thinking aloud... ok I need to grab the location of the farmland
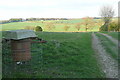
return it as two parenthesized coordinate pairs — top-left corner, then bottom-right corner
(1, 0), (119, 78)
(1, 19), (101, 32)
(1, 18), (119, 78)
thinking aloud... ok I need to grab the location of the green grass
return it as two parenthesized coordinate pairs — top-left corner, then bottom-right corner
(95, 33), (118, 60)
(101, 32), (119, 41)
(2, 32), (105, 78)
(1, 22), (44, 31)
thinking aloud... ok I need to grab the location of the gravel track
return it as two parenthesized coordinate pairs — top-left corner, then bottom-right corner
(92, 32), (118, 78)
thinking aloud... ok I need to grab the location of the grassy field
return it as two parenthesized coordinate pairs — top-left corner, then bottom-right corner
(1, 19), (101, 32)
(2, 18), (119, 78)
(2, 32), (105, 78)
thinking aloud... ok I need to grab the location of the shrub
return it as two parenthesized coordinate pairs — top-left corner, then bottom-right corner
(99, 20), (119, 32)
(35, 26), (43, 31)
(108, 21), (118, 31)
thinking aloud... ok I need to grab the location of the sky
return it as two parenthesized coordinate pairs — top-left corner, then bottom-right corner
(0, 0), (119, 20)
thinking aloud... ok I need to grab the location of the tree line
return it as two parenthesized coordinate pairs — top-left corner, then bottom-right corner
(25, 16), (118, 32)
(0, 18), (25, 24)
(0, 18), (69, 24)
(0, 17), (102, 24)
(25, 17), (103, 32)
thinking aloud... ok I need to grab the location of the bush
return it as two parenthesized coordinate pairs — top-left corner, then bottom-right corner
(108, 21), (118, 31)
(99, 20), (119, 32)
(35, 26), (43, 31)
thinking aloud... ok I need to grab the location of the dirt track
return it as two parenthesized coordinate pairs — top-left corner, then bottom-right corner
(92, 32), (118, 78)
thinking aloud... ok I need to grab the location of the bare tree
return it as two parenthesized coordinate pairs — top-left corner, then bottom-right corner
(63, 25), (70, 31)
(75, 23), (81, 31)
(45, 22), (55, 31)
(99, 5), (115, 31)
(82, 17), (94, 31)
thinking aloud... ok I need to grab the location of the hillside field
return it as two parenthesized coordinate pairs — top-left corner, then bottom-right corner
(1, 19), (101, 32)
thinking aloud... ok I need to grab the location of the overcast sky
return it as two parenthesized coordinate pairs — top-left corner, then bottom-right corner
(0, 0), (119, 20)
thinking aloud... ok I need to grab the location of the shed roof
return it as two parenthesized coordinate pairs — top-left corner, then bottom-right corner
(4, 30), (37, 40)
